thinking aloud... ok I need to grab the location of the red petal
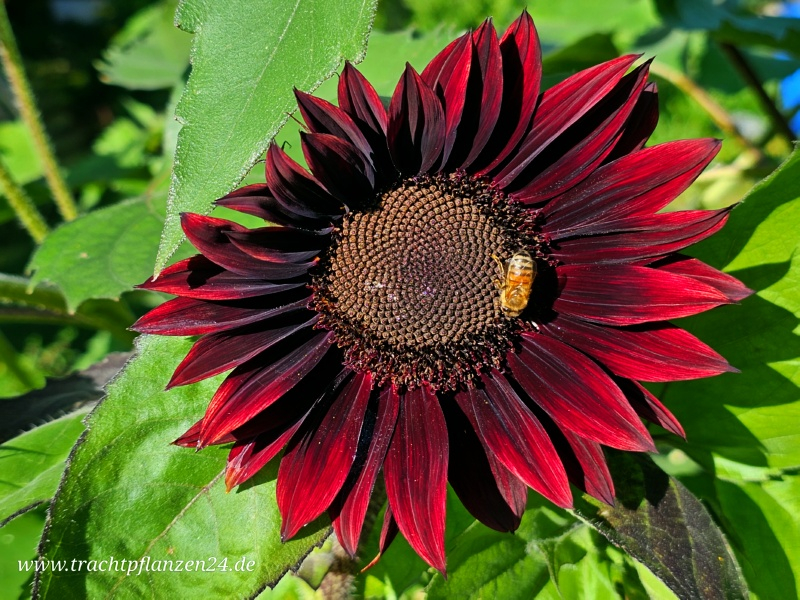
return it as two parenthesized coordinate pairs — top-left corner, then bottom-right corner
(654, 256), (753, 302)
(362, 504), (400, 572)
(384, 385), (448, 573)
(139, 256), (306, 300)
(540, 315), (734, 382)
(475, 12), (541, 174)
(511, 62), (651, 203)
(331, 385), (400, 557)
(616, 378), (685, 438)
(387, 64), (445, 175)
(199, 331), (334, 446)
(541, 139), (721, 233)
(278, 371), (373, 540)
(225, 226), (328, 263)
(295, 89), (374, 164)
(494, 54), (639, 186)
(181, 213), (316, 279)
(445, 400), (526, 532)
(225, 422), (304, 491)
(454, 372), (573, 508)
(606, 81), (659, 161)
(265, 143), (344, 218)
(550, 208), (732, 264)
(167, 315), (317, 388)
(216, 187), (332, 229)
(339, 62), (388, 135)
(560, 429), (615, 505)
(422, 32), (472, 167)
(510, 334), (655, 452)
(131, 294), (309, 336)
(459, 20), (503, 169)
(554, 264), (731, 325)
(301, 132), (375, 201)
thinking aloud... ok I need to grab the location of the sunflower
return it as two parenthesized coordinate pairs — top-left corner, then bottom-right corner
(133, 11), (751, 573)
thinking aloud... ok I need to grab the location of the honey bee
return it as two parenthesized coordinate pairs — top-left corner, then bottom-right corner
(493, 250), (535, 318)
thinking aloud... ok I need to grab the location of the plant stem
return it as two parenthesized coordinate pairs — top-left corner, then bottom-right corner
(718, 42), (796, 144)
(649, 61), (765, 162)
(0, 1), (78, 221)
(0, 157), (49, 242)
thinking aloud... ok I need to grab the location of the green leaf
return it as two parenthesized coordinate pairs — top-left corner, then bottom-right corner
(35, 335), (329, 598)
(660, 149), (800, 476)
(573, 453), (747, 600)
(97, 1), (192, 90)
(0, 353), (130, 444)
(0, 410), (87, 526)
(155, 0), (378, 273)
(0, 507), (46, 599)
(715, 476), (800, 599)
(28, 190), (190, 312)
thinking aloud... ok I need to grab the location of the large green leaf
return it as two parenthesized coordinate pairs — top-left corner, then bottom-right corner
(659, 149), (800, 476)
(35, 335), (329, 598)
(0, 411), (87, 526)
(573, 453), (747, 600)
(155, 0), (378, 273)
(28, 191), (190, 312)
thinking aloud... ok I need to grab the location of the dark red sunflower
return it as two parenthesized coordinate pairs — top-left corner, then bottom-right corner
(133, 12), (751, 573)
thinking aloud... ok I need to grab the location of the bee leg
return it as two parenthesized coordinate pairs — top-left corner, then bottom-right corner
(490, 254), (506, 289)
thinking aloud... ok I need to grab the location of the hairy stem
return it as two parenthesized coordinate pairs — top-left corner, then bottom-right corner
(0, 157), (49, 242)
(649, 61), (765, 162)
(718, 42), (796, 144)
(0, 1), (78, 221)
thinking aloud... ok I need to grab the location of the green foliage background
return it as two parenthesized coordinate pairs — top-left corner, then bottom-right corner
(1, 0), (799, 598)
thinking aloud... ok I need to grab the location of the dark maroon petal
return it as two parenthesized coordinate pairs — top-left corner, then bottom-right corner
(559, 429), (615, 505)
(606, 81), (659, 161)
(295, 90), (374, 162)
(422, 32), (472, 167)
(615, 378), (685, 438)
(363, 504), (400, 572)
(216, 188), (333, 229)
(301, 132), (376, 202)
(387, 64), (445, 176)
(555, 264), (731, 325)
(278, 371), (373, 540)
(511, 62), (651, 203)
(174, 419), (236, 447)
(265, 143), (344, 218)
(199, 331), (334, 446)
(339, 62), (388, 136)
(214, 184), (273, 219)
(181, 213), (317, 279)
(338, 63), (396, 185)
(654, 255), (753, 302)
(331, 385), (400, 557)
(167, 314), (318, 388)
(494, 54), (639, 186)
(445, 400), (526, 532)
(458, 20), (503, 169)
(540, 315), (735, 382)
(384, 384), (448, 573)
(475, 11), (541, 174)
(454, 372), (573, 508)
(139, 256), (306, 300)
(225, 226), (329, 263)
(541, 139), (721, 233)
(224, 421), (304, 491)
(132, 294), (307, 336)
(550, 207), (733, 264)
(509, 334), (655, 452)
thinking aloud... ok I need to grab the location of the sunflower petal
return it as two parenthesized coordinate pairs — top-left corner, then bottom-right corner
(384, 384), (448, 573)
(615, 378), (685, 438)
(541, 315), (734, 382)
(278, 371), (373, 540)
(653, 255), (753, 302)
(606, 81), (659, 161)
(510, 334), (655, 452)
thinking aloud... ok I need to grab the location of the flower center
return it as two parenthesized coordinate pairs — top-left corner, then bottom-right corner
(313, 173), (528, 390)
